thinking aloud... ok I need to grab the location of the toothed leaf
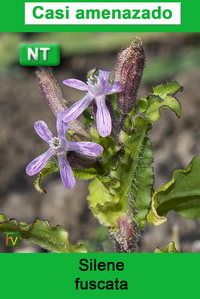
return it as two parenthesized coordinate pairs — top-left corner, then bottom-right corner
(88, 178), (126, 229)
(92, 114), (154, 229)
(133, 136), (154, 228)
(34, 160), (59, 193)
(116, 116), (154, 228)
(138, 81), (182, 122)
(154, 242), (179, 253)
(148, 157), (200, 225)
(0, 213), (86, 253)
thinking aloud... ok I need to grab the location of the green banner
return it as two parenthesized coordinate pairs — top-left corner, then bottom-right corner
(1, 253), (200, 298)
(0, 0), (199, 32)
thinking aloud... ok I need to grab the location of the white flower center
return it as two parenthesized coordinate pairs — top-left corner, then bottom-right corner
(87, 75), (104, 96)
(49, 137), (62, 150)
(87, 75), (98, 86)
(49, 137), (67, 155)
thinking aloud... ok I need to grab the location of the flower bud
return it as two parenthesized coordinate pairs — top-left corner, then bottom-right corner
(115, 37), (145, 115)
(35, 66), (66, 115)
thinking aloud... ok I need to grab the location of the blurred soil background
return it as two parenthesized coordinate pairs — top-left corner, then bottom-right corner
(1, 32), (200, 252)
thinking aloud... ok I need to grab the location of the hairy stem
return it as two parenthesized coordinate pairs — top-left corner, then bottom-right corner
(111, 214), (139, 253)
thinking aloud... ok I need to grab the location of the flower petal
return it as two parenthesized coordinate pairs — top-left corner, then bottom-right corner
(34, 121), (53, 143)
(98, 70), (111, 87)
(26, 148), (54, 176)
(67, 141), (103, 157)
(63, 79), (88, 91)
(105, 82), (124, 95)
(95, 96), (112, 137)
(62, 93), (93, 123)
(56, 110), (68, 139)
(58, 154), (75, 189)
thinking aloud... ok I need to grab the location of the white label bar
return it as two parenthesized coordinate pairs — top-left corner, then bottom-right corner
(25, 2), (181, 25)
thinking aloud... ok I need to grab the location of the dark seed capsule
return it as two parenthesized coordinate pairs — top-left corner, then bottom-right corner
(115, 37), (146, 115)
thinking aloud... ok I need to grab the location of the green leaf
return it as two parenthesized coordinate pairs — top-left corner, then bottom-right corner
(138, 81), (182, 122)
(88, 82), (182, 232)
(148, 157), (200, 225)
(73, 168), (98, 180)
(0, 214), (87, 253)
(34, 160), (59, 193)
(90, 127), (121, 177)
(154, 242), (179, 253)
(153, 81), (182, 97)
(133, 136), (154, 228)
(82, 107), (94, 126)
(88, 113), (153, 230)
(118, 116), (154, 228)
(88, 178), (127, 229)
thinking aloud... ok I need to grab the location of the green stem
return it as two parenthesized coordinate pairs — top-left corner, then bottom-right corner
(110, 116), (151, 252)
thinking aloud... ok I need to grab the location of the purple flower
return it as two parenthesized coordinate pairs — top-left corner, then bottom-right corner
(26, 111), (103, 189)
(62, 70), (124, 137)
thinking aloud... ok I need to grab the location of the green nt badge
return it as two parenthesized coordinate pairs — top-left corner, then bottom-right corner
(19, 44), (60, 66)
(5, 232), (20, 246)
